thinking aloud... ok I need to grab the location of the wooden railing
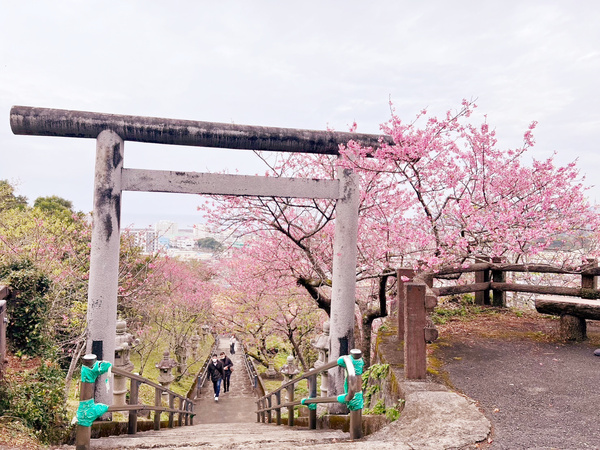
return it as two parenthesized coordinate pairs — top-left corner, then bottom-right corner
(421, 258), (599, 304)
(397, 258), (600, 380)
(256, 352), (364, 439)
(108, 367), (195, 432)
(75, 354), (195, 449)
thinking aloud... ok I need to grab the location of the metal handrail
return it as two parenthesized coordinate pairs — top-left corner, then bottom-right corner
(241, 342), (266, 396)
(256, 352), (364, 439)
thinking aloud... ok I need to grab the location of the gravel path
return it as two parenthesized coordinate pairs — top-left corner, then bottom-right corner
(438, 337), (600, 449)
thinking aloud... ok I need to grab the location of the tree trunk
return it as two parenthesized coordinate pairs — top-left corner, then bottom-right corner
(288, 332), (308, 371)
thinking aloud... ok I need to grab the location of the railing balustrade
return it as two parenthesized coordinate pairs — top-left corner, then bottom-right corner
(108, 366), (194, 430)
(75, 354), (196, 449)
(256, 350), (364, 440)
(397, 258), (600, 381)
(241, 343), (265, 396)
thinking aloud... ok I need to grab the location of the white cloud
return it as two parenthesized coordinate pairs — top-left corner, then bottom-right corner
(2, 0), (600, 222)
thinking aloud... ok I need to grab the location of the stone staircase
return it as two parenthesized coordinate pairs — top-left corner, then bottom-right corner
(55, 335), (489, 449)
(192, 336), (257, 423)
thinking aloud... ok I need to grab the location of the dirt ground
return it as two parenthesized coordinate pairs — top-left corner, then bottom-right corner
(433, 309), (600, 449)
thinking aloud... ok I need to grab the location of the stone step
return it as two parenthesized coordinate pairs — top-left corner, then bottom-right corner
(82, 422), (357, 449)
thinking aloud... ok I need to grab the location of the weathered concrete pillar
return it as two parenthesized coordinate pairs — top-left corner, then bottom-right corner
(87, 129), (124, 408)
(328, 167), (359, 414)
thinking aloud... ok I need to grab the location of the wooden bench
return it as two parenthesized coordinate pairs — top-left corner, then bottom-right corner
(535, 296), (600, 341)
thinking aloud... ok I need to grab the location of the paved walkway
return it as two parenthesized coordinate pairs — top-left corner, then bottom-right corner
(193, 336), (257, 423)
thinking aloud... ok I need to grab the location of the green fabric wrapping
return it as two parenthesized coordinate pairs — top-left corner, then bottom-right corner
(301, 398), (317, 410)
(80, 360), (113, 383)
(351, 358), (364, 376)
(76, 398), (109, 427)
(335, 355), (365, 411)
(347, 391), (364, 411)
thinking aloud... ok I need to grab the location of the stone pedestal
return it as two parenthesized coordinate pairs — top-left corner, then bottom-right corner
(265, 361), (278, 378)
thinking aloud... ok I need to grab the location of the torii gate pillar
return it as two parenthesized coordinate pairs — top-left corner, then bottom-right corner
(87, 130), (124, 407)
(328, 166), (359, 413)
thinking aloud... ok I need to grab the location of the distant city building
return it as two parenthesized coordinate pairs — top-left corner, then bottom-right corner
(123, 219), (246, 260)
(133, 229), (158, 254)
(156, 220), (178, 238)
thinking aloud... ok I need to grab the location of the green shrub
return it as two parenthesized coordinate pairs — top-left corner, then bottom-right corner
(0, 260), (51, 356)
(0, 356), (70, 444)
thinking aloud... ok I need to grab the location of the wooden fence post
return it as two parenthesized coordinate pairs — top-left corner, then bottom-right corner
(154, 388), (162, 430)
(266, 395), (272, 424)
(287, 384), (295, 426)
(127, 377), (139, 435)
(475, 256), (491, 305)
(75, 354), (97, 450)
(275, 391), (282, 425)
(491, 257), (506, 307)
(397, 268), (415, 341)
(308, 374), (317, 430)
(168, 393), (174, 428)
(405, 282), (427, 379)
(582, 258), (598, 291)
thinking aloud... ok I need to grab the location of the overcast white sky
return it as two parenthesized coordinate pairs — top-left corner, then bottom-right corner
(1, 1), (599, 228)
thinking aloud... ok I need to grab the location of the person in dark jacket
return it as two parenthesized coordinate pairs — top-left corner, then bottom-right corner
(220, 352), (234, 393)
(207, 353), (224, 401)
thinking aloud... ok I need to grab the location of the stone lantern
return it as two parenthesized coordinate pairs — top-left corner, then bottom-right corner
(113, 318), (139, 406)
(279, 355), (301, 401)
(156, 351), (178, 395)
(190, 334), (201, 360)
(312, 321), (330, 397)
(201, 325), (210, 341)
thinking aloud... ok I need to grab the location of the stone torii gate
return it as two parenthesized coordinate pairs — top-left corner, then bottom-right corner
(10, 105), (385, 409)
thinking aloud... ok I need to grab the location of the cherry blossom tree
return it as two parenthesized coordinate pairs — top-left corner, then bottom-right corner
(202, 100), (599, 365)
(213, 246), (324, 370)
(122, 255), (216, 377)
(340, 100), (599, 267)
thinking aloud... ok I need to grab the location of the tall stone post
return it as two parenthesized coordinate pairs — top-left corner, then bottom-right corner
(87, 130), (124, 408)
(328, 167), (359, 414)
